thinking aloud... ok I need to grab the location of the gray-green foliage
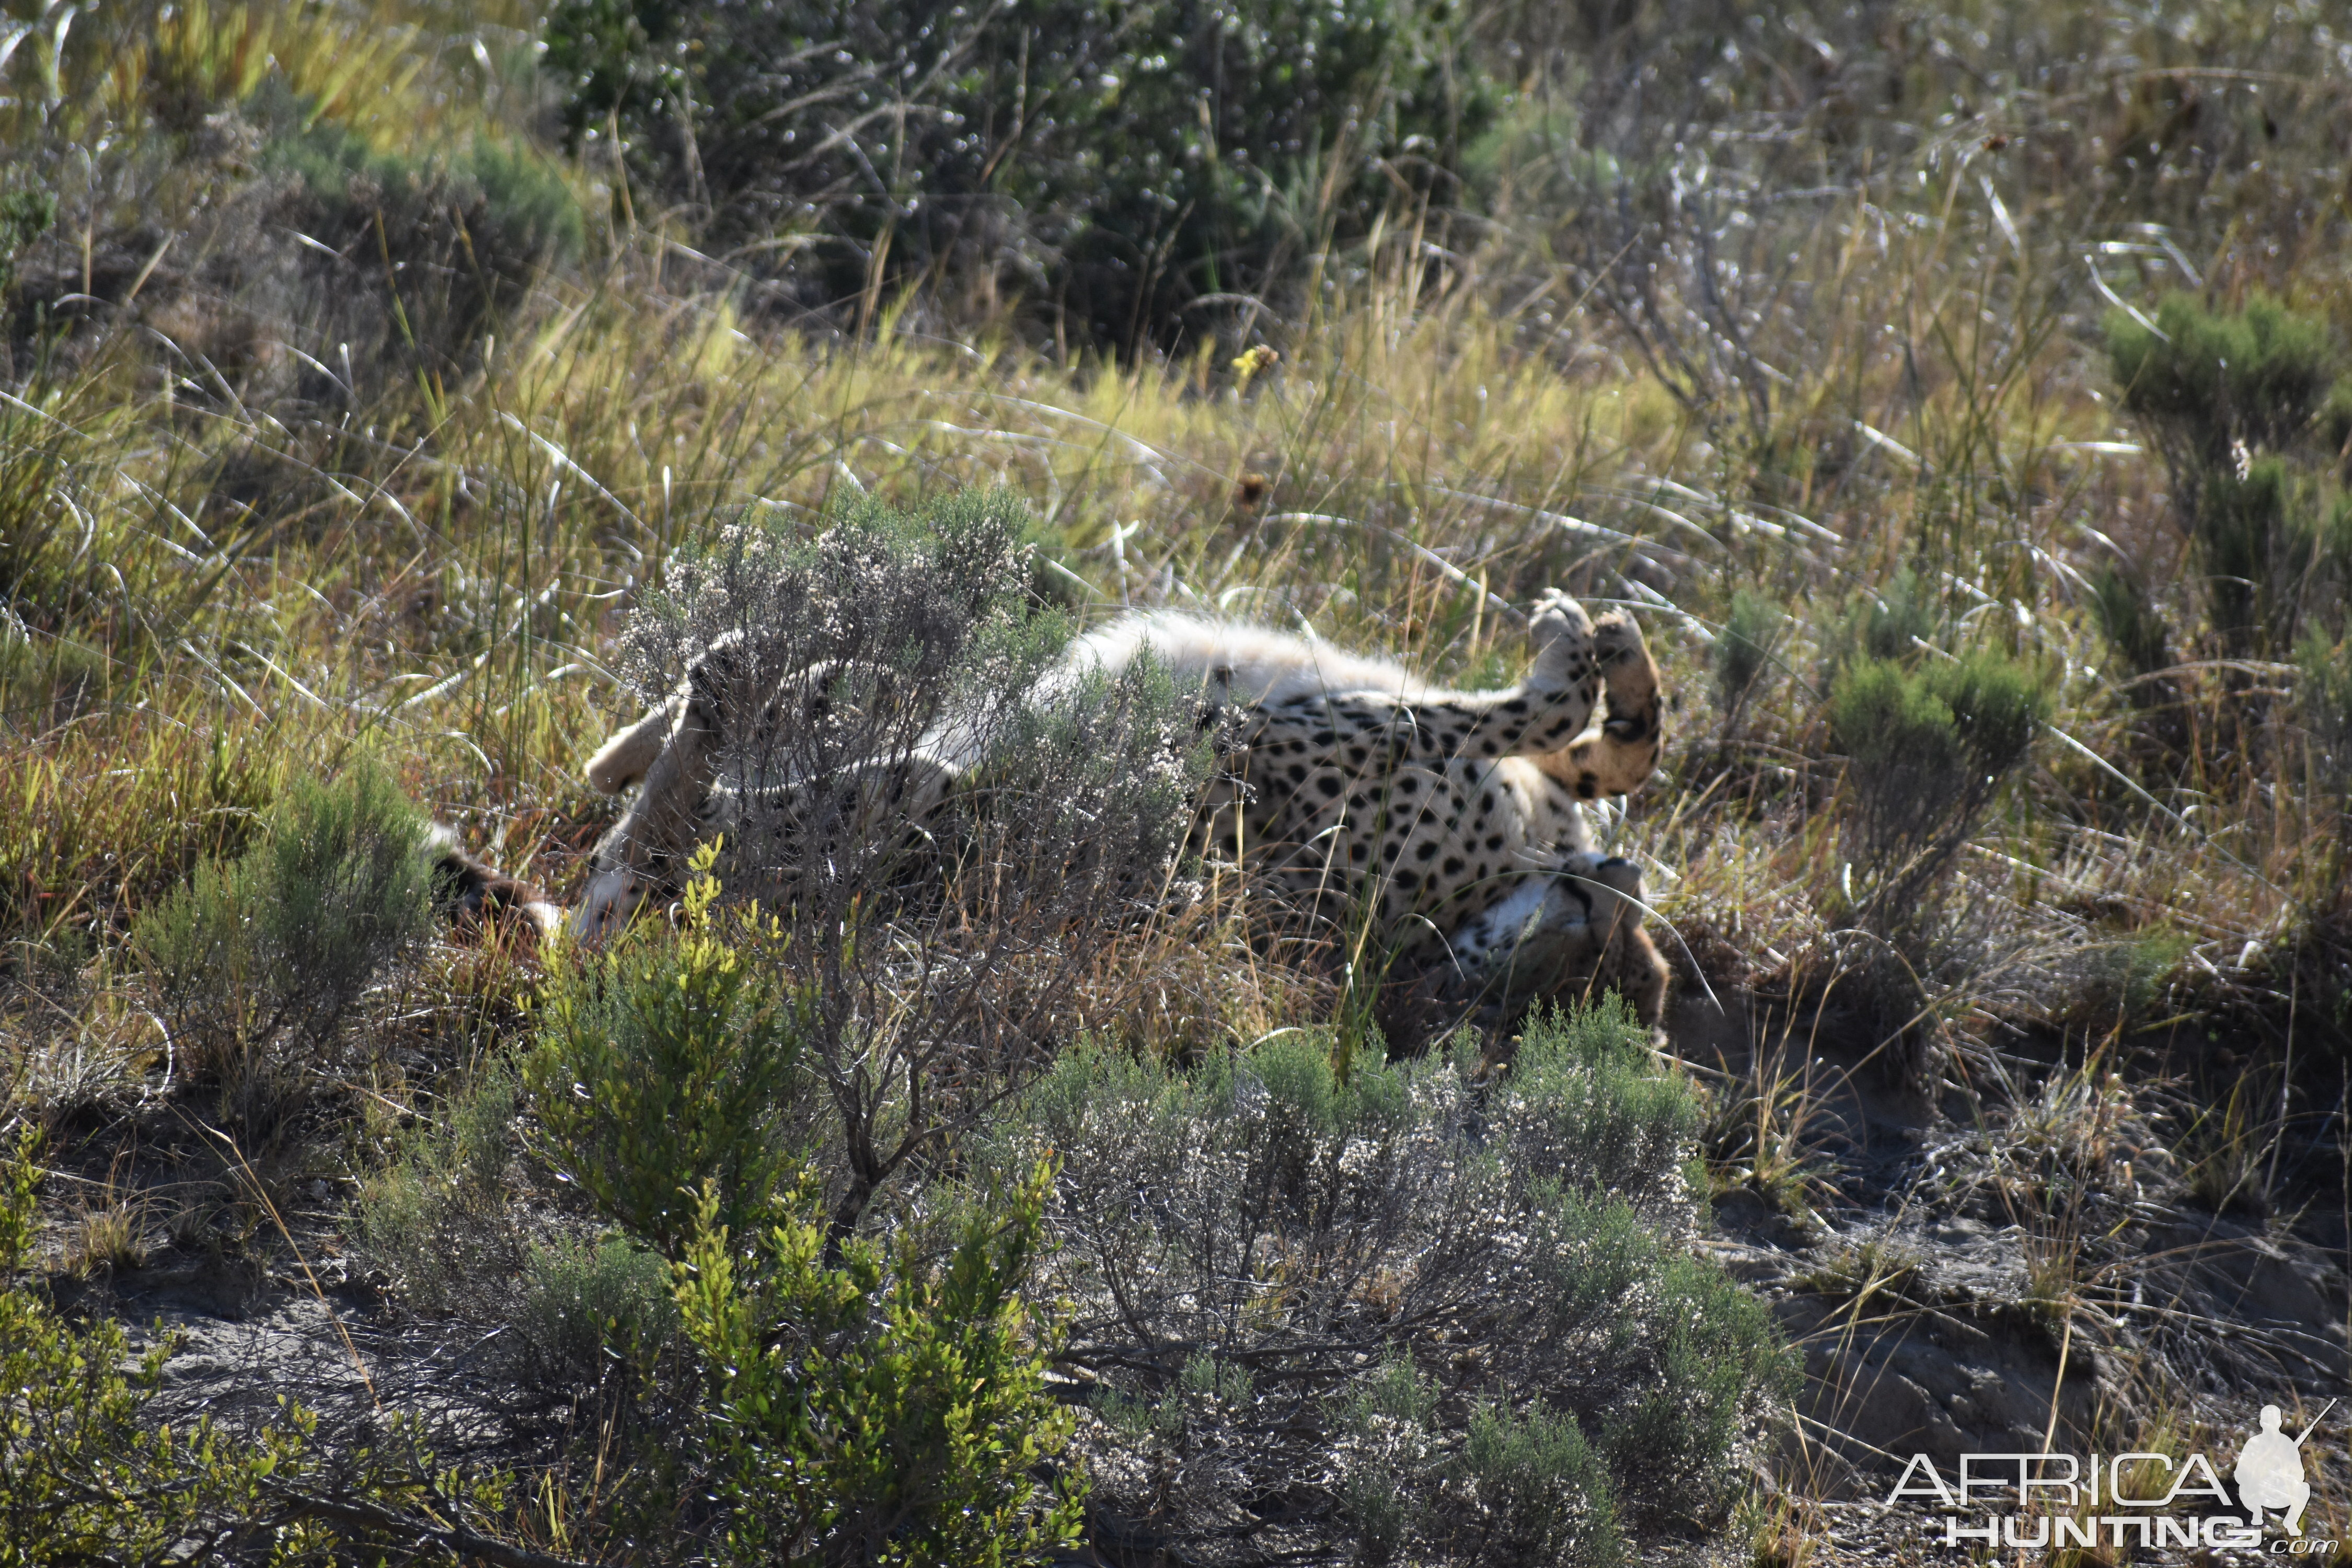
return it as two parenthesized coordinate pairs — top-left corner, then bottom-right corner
(623, 490), (1203, 1240)
(992, 1001), (1790, 1564)
(358, 1057), (522, 1314)
(1712, 589), (1785, 730)
(2300, 631), (2352, 837)
(1447, 1401), (1623, 1568)
(0, 187), (54, 296)
(133, 757), (432, 1121)
(2086, 565), (2172, 685)
(515, 1232), (678, 1396)
(2106, 294), (2334, 469)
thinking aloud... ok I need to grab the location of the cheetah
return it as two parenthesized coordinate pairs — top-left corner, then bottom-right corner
(571, 591), (1671, 1025)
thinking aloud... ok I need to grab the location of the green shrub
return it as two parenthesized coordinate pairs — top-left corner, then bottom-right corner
(541, 0), (1491, 347)
(1447, 1401), (1622, 1568)
(999, 1001), (1792, 1561)
(2086, 565), (2173, 685)
(2106, 295), (2347, 658)
(523, 849), (811, 1258)
(133, 757), (433, 1124)
(257, 103), (582, 376)
(2301, 631), (2352, 836)
(1828, 648), (2050, 920)
(1712, 589), (1786, 726)
(356, 1057), (522, 1312)
(674, 1159), (1085, 1566)
(516, 1231), (679, 1396)
(2106, 293), (2334, 466)
(626, 490), (1202, 1241)
(1849, 569), (1941, 666)
(0, 187), (54, 296)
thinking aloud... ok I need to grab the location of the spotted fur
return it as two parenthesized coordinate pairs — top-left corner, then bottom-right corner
(572, 593), (1670, 1023)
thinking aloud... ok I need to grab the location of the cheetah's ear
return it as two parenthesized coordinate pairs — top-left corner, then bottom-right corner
(585, 699), (679, 794)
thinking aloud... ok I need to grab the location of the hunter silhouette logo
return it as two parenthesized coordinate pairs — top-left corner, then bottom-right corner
(2236, 1402), (2328, 1537)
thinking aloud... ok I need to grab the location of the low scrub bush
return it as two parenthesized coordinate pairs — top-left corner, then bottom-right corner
(991, 1000), (1791, 1563)
(674, 1159), (1085, 1566)
(621, 491), (1201, 1240)
(2301, 631), (2352, 841)
(133, 757), (433, 1128)
(2107, 295), (2350, 660)
(524, 849), (812, 1258)
(357, 1056), (522, 1313)
(1827, 647), (2050, 925)
(1444, 1400), (1623, 1568)
(2106, 293), (2335, 469)
(515, 1231), (679, 1398)
(251, 106), (581, 382)
(1711, 589), (1786, 742)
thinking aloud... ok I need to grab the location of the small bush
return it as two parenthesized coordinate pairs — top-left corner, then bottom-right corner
(1447, 1401), (1622, 1568)
(1827, 648), (2050, 921)
(2086, 566), (2173, 685)
(2106, 294), (2347, 659)
(250, 102), (581, 382)
(133, 757), (433, 1125)
(516, 1231), (679, 1397)
(998, 1000), (1792, 1562)
(1847, 569), (1941, 666)
(357, 1058), (522, 1313)
(674, 1159), (1085, 1566)
(625, 490), (1201, 1240)
(1712, 589), (1785, 731)
(0, 187), (54, 296)
(2106, 294), (2334, 467)
(2301, 631), (2352, 835)
(524, 850), (810, 1258)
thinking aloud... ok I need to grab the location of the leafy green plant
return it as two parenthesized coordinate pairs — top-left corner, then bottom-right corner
(132, 756), (434, 1126)
(674, 1158), (1085, 1566)
(525, 847), (810, 1258)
